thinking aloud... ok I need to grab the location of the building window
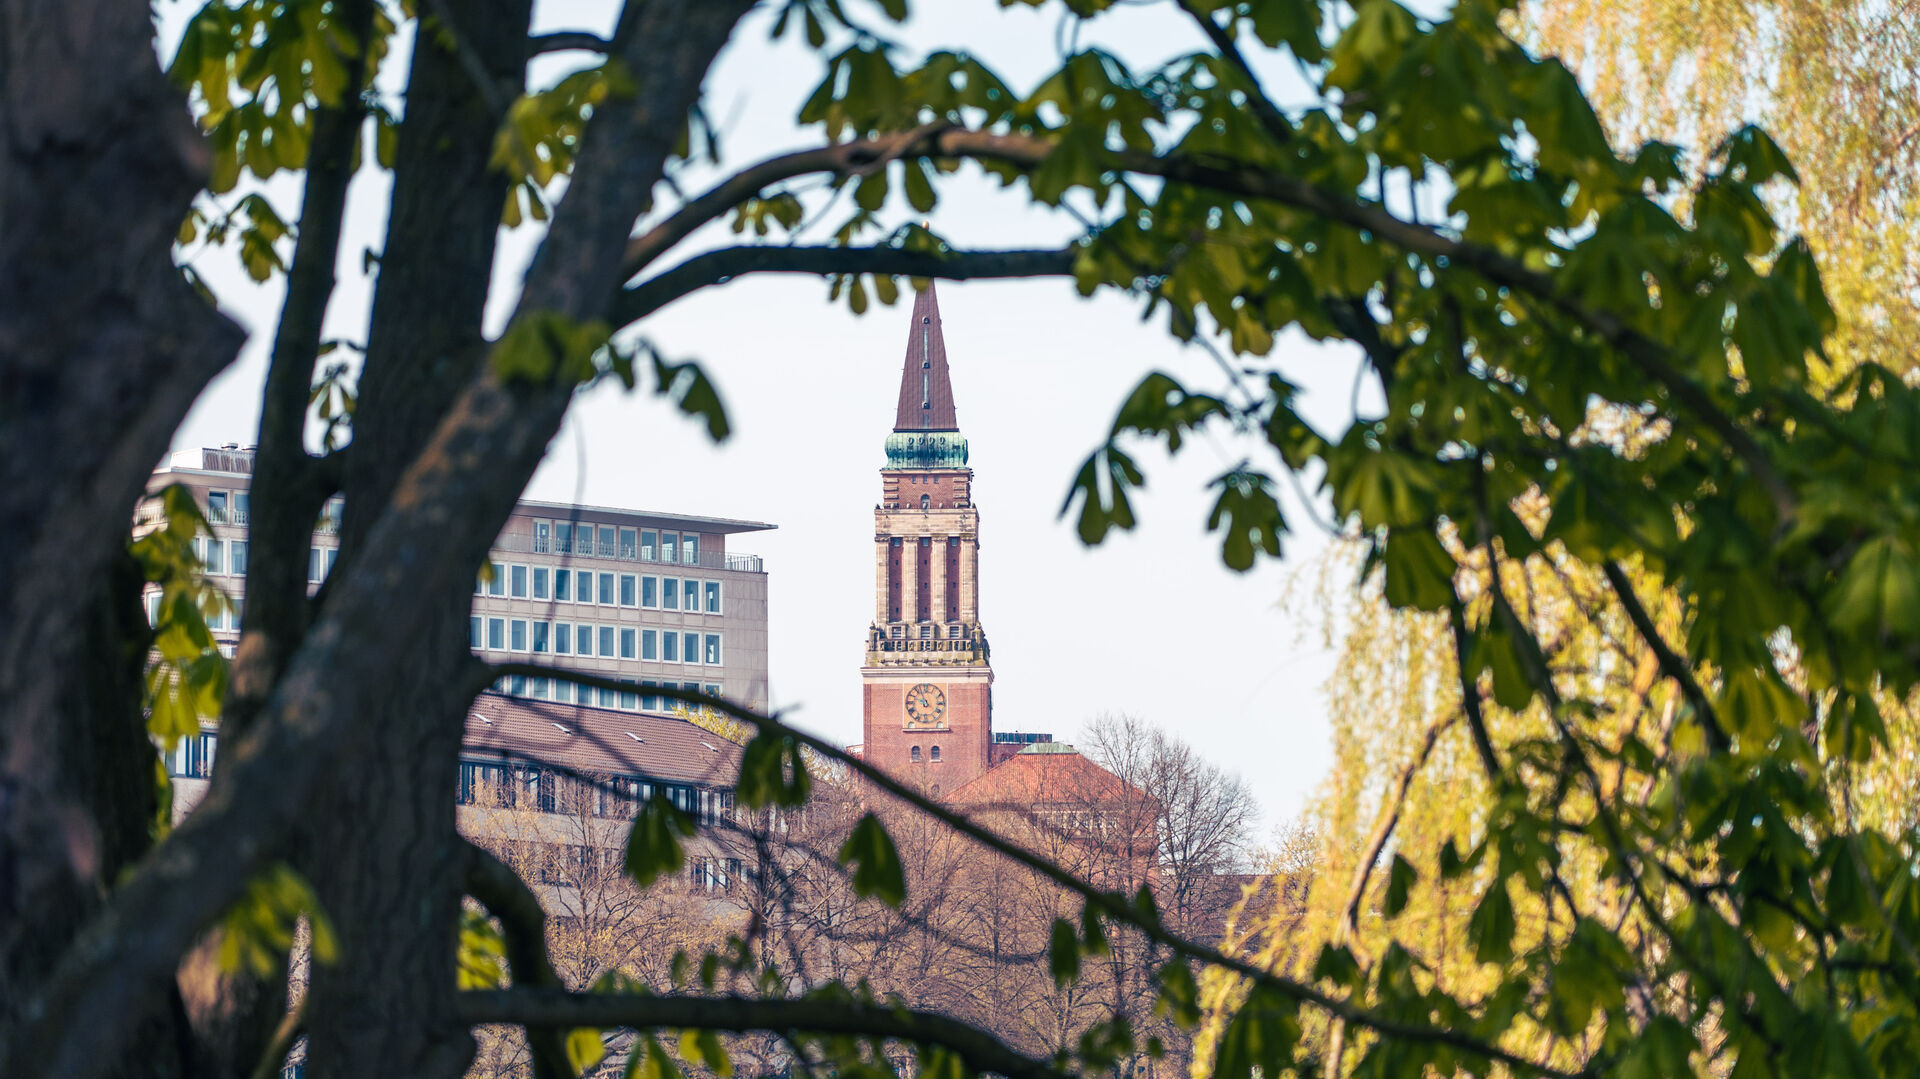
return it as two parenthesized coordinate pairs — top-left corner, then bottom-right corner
(487, 562), (505, 596)
(576, 624), (594, 656)
(620, 628), (636, 659)
(598, 526), (617, 558)
(683, 579), (699, 612)
(641, 530), (658, 561)
(930, 745), (941, 762)
(642, 629), (658, 661)
(533, 566), (550, 600)
(704, 634), (721, 666)
(531, 677), (549, 699)
(510, 564), (528, 598)
(703, 683), (721, 698)
(308, 547), (322, 584)
(911, 746), (921, 762)
(509, 673), (526, 696)
(534, 520), (550, 553)
(208, 490), (228, 523)
(684, 632), (700, 666)
(620, 679), (638, 710)
(662, 632), (679, 663)
(556, 521), (573, 554)
(642, 576), (658, 608)
(704, 581), (721, 613)
(146, 590), (163, 628)
(203, 538), (226, 575)
(487, 618), (505, 650)
(532, 622), (550, 653)
(234, 491), (250, 525)
(327, 548), (338, 577)
(510, 619), (527, 652)
(555, 623), (571, 654)
(661, 578), (678, 611)
(597, 572), (614, 605)
(683, 534), (700, 565)
(554, 680), (572, 704)
(619, 527), (637, 559)
(554, 567), (571, 602)
(469, 617), (483, 648)
(321, 497), (344, 534)
(641, 681), (659, 710)
(921, 494), (930, 509)
(231, 540), (248, 576)
(920, 624), (932, 639)
(598, 625), (615, 657)
(661, 533), (678, 564)
(599, 685), (617, 708)
(620, 574), (637, 607)
(576, 570), (592, 604)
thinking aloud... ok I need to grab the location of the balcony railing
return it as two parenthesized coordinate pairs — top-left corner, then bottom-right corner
(488, 533), (764, 573)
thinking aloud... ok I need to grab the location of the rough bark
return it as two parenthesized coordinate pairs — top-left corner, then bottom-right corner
(297, 4), (533, 1078)
(0, 0), (242, 1039)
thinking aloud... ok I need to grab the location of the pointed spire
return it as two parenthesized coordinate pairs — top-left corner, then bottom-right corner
(893, 282), (959, 432)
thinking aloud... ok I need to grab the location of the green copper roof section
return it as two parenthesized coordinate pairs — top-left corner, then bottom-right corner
(884, 431), (969, 470)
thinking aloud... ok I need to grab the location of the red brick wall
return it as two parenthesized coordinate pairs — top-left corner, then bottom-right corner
(880, 470), (970, 510)
(862, 679), (992, 791)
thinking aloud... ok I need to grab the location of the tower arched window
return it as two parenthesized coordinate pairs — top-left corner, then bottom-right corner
(930, 745), (941, 762)
(910, 746), (922, 762)
(921, 494), (931, 510)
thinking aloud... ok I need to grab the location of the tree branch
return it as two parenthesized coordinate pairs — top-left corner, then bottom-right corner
(1176, 1), (1293, 147)
(614, 126), (1792, 520)
(614, 244), (1078, 326)
(529, 31), (611, 55)
(246, 999), (306, 1079)
(1599, 561), (1730, 753)
(454, 988), (1071, 1079)
(474, 662), (1587, 1079)
(619, 124), (955, 280)
(462, 839), (572, 1079)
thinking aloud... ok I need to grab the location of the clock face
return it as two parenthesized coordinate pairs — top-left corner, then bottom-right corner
(904, 683), (947, 728)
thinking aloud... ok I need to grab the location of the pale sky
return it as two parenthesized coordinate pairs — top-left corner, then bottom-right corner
(162, 0), (1382, 827)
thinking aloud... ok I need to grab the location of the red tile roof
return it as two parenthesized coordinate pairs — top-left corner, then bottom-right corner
(945, 743), (1140, 809)
(463, 693), (740, 789)
(893, 281), (960, 433)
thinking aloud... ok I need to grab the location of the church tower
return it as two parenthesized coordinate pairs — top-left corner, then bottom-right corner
(861, 283), (994, 791)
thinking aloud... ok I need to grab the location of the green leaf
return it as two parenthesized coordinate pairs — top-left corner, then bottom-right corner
(643, 348), (731, 443)
(734, 731), (811, 808)
(1061, 445), (1144, 546)
(624, 793), (697, 888)
(567, 1028), (608, 1075)
(1468, 881), (1516, 965)
(217, 864), (336, 977)
(678, 1028), (731, 1077)
(1207, 470), (1286, 571)
(1382, 853), (1417, 917)
(1716, 123), (1799, 186)
(838, 812), (906, 906)
(1380, 528), (1456, 611)
(1213, 986), (1299, 1079)
(1049, 917), (1081, 987)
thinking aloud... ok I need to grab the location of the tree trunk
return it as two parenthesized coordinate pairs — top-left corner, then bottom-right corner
(299, 4), (531, 1076)
(0, 0), (242, 1042)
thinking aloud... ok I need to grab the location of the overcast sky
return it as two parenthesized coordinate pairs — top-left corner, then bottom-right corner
(162, 0), (1382, 828)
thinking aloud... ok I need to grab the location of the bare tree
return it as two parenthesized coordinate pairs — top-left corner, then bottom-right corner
(1080, 715), (1260, 939)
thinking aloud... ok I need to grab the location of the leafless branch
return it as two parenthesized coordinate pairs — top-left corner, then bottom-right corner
(457, 988), (1074, 1079)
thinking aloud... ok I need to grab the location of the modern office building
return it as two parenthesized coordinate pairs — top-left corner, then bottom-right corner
(146, 447), (773, 713)
(147, 448), (771, 890)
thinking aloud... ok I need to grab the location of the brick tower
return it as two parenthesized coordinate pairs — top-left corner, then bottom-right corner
(861, 283), (993, 792)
